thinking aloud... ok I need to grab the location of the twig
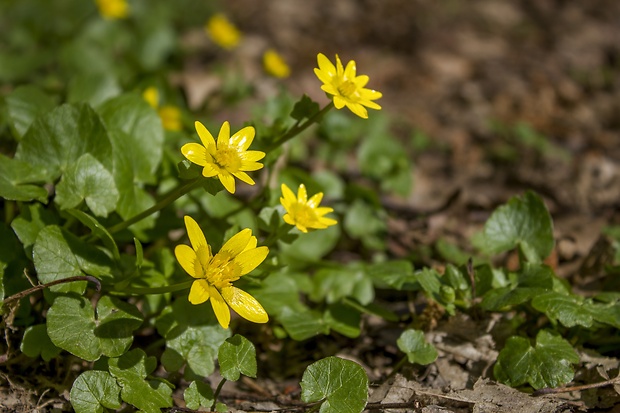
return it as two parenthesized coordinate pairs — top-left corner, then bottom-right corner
(2, 275), (101, 305)
(533, 376), (620, 396)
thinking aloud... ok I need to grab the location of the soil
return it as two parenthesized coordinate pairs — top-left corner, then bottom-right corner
(2, 0), (620, 412)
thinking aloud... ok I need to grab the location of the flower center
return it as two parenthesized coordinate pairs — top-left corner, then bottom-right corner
(291, 203), (318, 225)
(337, 80), (357, 98)
(214, 145), (242, 171)
(205, 251), (242, 289)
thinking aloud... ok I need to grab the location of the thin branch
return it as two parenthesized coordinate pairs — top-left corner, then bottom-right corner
(2, 275), (101, 305)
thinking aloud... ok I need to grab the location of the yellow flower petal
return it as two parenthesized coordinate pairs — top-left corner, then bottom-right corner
(317, 53), (336, 77)
(239, 160), (264, 172)
(189, 279), (210, 304)
(220, 228), (252, 257)
(308, 192), (324, 208)
(202, 163), (219, 178)
(222, 286), (268, 324)
(219, 172), (236, 194)
(175, 244), (196, 277)
(346, 102), (368, 119)
(344, 59), (357, 79)
(232, 171), (255, 186)
(240, 150), (266, 163)
(184, 215), (207, 251)
(234, 246), (269, 275)
(230, 126), (255, 151)
(297, 184), (308, 203)
(217, 121), (230, 146)
(195, 121), (216, 149)
(209, 286), (231, 329)
(182, 143), (208, 166)
(281, 184), (296, 204)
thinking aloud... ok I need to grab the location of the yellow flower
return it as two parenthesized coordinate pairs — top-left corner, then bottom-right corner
(280, 183), (337, 233)
(142, 87), (183, 131)
(205, 13), (241, 50)
(95, 0), (129, 20)
(263, 49), (291, 78)
(181, 121), (265, 194)
(158, 106), (182, 131)
(142, 87), (159, 109)
(175, 216), (269, 329)
(314, 53), (382, 119)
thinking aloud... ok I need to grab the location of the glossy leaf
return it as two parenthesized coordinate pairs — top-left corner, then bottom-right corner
(324, 303), (361, 338)
(33, 225), (115, 293)
(66, 209), (120, 261)
(20, 324), (61, 361)
(481, 263), (555, 311)
(98, 93), (164, 184)
(70, 370), (122, 413)
(366, 260), (416, 290)
(494, 330), (579, 389)
(67, 72), (121, 107)
(311, 267), (374, 305)
(397, 329), (438, 365)
(0, 154), (48, 203)
(301, 356), (368, 413)
(218, 334), (257, 381)
(55, 153), (119, 217)
(280, 307), (329, 341)
(47, 294), (143, 361)
(184, 381), (214, 410)
(11, 203), (59, 256)
(290, 94), (320, 122)
(15, 103), (113, 182)
(4, 84), (55, 140)
(475, 191), (554, 262)
(108, 349), (173, 412)
(532, 291), (620, 329)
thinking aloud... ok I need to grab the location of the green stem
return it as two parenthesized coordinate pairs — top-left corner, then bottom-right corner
(266, 102), (334, 152)
(211, 377), (227, 411)
(107, 178), (202, 234)
(112, 281), (193, 295)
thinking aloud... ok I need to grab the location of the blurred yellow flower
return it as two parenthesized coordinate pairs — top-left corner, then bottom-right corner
(205, 13), (241, 50)
(142, 87), (182, 131)
(175, 216), (269, 329)
(314, 53), (382, 119)
(142, 87), (159, 109)
(181, 121), (265, 194)
(263, 49), (290, 78)
(95, 0), (129, 20)
(280, 183), (337, 233)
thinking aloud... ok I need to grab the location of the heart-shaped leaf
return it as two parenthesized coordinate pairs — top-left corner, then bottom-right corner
(70, 370), (122, 413)
(397, 329), (438, 365)
(218, 334), (257, 381)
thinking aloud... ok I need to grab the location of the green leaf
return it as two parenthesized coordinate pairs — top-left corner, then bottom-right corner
(108, 348), (173, 412)
(280, 225), (340, 267)
(184, 381), (214, 410)
(324, 303), (361, 338)
(344, 199), (387, 250)
(47, 294), (143, 361)
(247, 271), (308, 317)
(67, 72), (121, 107)
(531, 291), (620, 329)
(33, 225), (115, 293)
(494, 330), (579, 389)
(11, 203), (59, 256)
(311, 267), (374, 305)
(301, 356), (369, 413)
(156, 300), (230, 379)
(15, 103), (113, 182)
(0, 154), (48, 203)
(218, 334), (257, 381)
(481, 263), (555, 311)
(98, 93), (164, 184)
(475, 191), (554, 262)
(0, 223), (28, 303)
(4, 84), (55, 140)
(20, 324), (61, 361)
(396, 329), (438, 365)
(280, 307), (329, 341)
(290, 94), (320, 122)
(66, 209), (120, 261)
(366, 260), (416, 290)
(55, 153), (119, 217)
(70, 370), (122, 413)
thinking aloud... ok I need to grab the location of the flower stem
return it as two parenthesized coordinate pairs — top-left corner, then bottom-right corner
(112, 281), (193, 295)
(107, 178), (202, 234)
(211, 377), (227, 411)
(266, 102), (334, 152)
